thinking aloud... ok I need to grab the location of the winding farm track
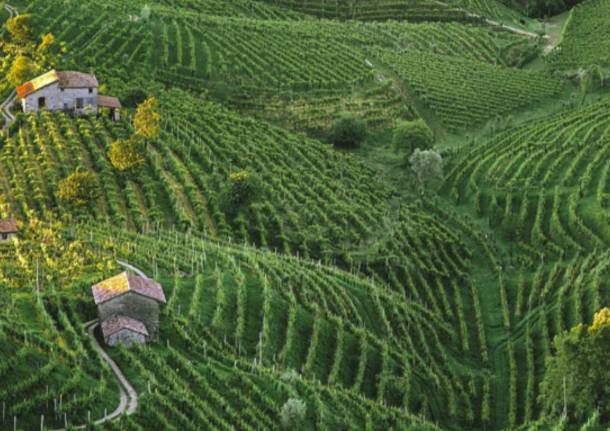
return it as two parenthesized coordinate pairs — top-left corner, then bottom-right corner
(48, 257), (152, 430)
(2, 4), (18, 130)
(49, 320), (138, 430)
(433, 0), (552, 40)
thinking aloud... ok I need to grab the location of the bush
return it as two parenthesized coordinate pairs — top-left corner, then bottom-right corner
(328, 114), (367, 149)
(409, 148), (443, 189)
(280, 398), (307, 430)
(57, 170), (99, 206)
(392, 119), (433, 158)
(108, 137), (145, 171)
(223, 170), (262, 214)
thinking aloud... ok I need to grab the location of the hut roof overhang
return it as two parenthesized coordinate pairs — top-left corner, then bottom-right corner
(91, 272), (166, 305)
(101, 315), (149, 338)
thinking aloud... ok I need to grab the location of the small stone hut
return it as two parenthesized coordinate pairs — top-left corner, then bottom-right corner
(16, 70), (121, 120)
(92, 272), (166, 347)
(0, 218), (18, 243)
(101, 315), (149, 347)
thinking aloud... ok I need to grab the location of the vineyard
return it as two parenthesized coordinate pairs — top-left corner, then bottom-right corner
(1, 0), (610, 429)
(544, 0), (610, 69)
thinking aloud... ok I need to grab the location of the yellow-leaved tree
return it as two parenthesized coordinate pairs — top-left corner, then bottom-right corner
(108, 137), (145, 171)
(6, 54), (35, 86)
(0, 214), (115, 291)
(133, 96), (161, 140)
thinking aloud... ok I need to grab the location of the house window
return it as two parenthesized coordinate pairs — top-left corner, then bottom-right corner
(38, 97), (46, 109)
(76, 98), (84, 109)
(63, 103), (68, 110)
(1, 233), (7, 240)
(89, 88), (93, 94)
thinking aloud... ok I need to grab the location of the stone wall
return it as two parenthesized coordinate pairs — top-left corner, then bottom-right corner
(98, 293), (160, 337)
(22, 85), (98, 114)
(107, 329), (147, 348)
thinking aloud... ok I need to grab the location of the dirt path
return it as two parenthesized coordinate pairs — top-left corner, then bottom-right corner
(2, 4), (18, 130)
(433, 0), (544, 36)
(50, 320), (138, 430)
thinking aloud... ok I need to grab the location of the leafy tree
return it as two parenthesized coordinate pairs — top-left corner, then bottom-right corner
(280, 398), (307, 430)
(7, 54), (35, 86)
(0, 214), (114, 290)
(392, 119), (434, 158)
(6, 14), (34, 43)
(57, 171), (99, 206)
(328, 114), (367, 149)
(134, 96), (161, 140)
(409, 148), (443, 189)
(108, 137), (145, 171)
(539, 308), (610, 423)
(223, 170), (262, 213)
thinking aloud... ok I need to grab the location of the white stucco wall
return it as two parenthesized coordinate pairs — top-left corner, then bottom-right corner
(106, 329), (147, 348)
(22, 85), (98, 114)
(0, 232), (16, 243)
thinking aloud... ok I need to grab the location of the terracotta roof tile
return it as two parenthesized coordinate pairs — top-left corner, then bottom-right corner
(57, 71), (98, 89)
(97, 95), (122, 109)
(101, 315), (149, 338)
(0, 218), (18, 234)
(91, 272), (166, 305)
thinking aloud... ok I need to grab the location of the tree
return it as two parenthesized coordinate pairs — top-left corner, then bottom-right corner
(57, 171), (99, 206)
(539, 308), (610, 423)
(409, 148), (443, 189)
(108, 137), (145, 171)
(392, 119), (433, 157)
(134, 96), (161, 140)
(328, 114), (367, 149)
(223, 170), (262, 213)
(6, 14), (34, 43)
(7, 54), (35, 86)
(0, 214), (114, 290)
(280, 398), (306, 430)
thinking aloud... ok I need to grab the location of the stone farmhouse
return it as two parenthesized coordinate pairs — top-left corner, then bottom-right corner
(0, 218), (18, 243)
(91, 271), (166, 347)
(16, 70), (122, 121)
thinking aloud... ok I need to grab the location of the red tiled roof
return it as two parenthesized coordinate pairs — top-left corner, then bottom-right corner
(16, 70), (98, 100)
(91, 272), (166, 305)
(97, 95), (122, 109)
(101, 315), (149, 338)
(0, 218), (18, 234)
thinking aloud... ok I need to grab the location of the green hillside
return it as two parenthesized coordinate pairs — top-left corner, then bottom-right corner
(1, 0), (610, 429)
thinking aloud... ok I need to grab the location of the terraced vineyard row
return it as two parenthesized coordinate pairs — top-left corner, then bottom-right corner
(80, 221), (495, 428)
(442, 97), (610, 426)
(26, 0), (523, 96)
(545, 0), (610, 69)
(227, 81), (413, 135)
(255, 0), (480, 21)
(375, 49), (564, 131)
(0, 295), (119, 430)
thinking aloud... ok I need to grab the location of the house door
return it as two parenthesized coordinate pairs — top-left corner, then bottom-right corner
(38, 97), (46, 109)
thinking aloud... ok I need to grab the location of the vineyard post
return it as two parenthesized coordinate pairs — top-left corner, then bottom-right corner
(40, 414), (44, 431)
(1, 402), (3, 423)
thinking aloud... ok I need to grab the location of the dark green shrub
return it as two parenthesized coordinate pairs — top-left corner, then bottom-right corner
(392, 119), (433, 158)
(223, 170), (262, 214)
(328, 114), (367, 149)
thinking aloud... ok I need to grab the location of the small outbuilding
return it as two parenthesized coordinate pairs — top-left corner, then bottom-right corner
(0, 218), (18, 242)
(101, 315), (149, 347)
(92, 271), (166, 345)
